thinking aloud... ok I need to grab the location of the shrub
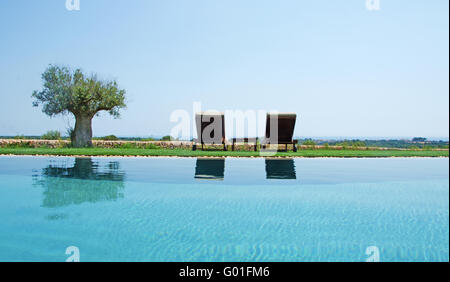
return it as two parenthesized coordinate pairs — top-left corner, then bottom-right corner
(118, 142), (159, 149)
(119, 143), (137, 149)
(302, 140), (316, 146)
(353, 141), (366, 147)
(412, 137), (427, 142)
(144, 143), (159, 149)
(66, 127), (75, 143)
(4, 142), (33, 148)
(161, 135), (173, 141)
(101, 135), (119, 141)
(41, 130), (61, 140)
(14, 135), (26, 140)
(56, 141), (71, 148)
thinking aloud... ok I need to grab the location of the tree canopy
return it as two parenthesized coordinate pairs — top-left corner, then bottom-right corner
(32, 65), (126, 147)
(32, 65), (126, 118)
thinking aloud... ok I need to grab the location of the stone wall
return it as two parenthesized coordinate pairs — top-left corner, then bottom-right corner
(0, 139), (70, 148)
(1, 139), (439, 151)
(0, 139), (193, 149)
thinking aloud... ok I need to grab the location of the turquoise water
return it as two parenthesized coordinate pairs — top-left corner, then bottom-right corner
(0, 156), (448, 262)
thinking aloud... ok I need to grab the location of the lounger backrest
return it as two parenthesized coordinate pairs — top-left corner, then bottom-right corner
(265, 113), (297, 143)
(195, 112), (225, 144)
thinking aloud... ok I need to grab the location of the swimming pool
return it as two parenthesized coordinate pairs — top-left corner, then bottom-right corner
(0, 156), (448, 262)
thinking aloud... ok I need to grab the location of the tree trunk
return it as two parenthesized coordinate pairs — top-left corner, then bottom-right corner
(73, 114), (93, 147)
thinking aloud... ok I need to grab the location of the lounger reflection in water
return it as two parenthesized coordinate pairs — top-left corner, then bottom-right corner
(194, 159), (225, 180)
(265, 159), (296, 179)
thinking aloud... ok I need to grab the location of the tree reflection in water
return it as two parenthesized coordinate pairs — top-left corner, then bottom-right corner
(35, 158), (125, 208)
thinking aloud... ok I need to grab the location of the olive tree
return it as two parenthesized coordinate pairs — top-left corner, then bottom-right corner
(32, 65), (126, 147)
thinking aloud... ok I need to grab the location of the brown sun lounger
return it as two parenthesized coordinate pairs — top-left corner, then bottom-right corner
(193, 112), (227, 151)
(261, 113), (298, 152)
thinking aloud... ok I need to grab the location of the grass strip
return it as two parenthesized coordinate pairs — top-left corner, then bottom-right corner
(0, 147), (448, 158)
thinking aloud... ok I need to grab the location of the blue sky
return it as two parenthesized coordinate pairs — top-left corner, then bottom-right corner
(0, 0), (448, 139)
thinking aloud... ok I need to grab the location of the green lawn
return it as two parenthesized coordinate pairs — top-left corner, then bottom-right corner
(0, 147), (448, 157)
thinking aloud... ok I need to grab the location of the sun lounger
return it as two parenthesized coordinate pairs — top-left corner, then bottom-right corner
(261, 113), (298, 152)
(193, 112), (227, 151)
